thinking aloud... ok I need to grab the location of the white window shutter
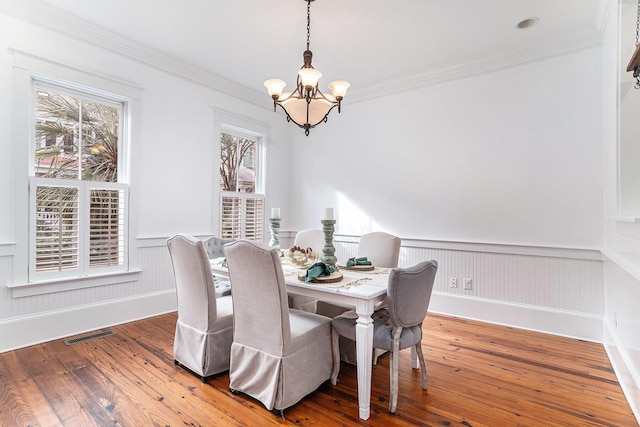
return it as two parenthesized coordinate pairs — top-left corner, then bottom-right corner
(220, 192), (264, 241)
(33, 182), (80, 274)
(30, 177), (128, 280)
(221, 195), (242, 239)
(244, 197), (264, 241)
(88, 185), (127, 270)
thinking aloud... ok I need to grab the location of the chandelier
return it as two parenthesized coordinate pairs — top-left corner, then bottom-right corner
(264, 0), (350, 136)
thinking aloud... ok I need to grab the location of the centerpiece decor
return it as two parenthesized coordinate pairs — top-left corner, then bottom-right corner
(321, 207), (337, 270)
(269, 207), (281, 249)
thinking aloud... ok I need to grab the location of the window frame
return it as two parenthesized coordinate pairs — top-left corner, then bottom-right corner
(9, 50), (140, 296)
(28, 80), (130, 282)
(214, 111), (269, 242)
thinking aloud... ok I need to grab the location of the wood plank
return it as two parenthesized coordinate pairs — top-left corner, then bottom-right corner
(0, 312), (636, 427)
(0, 352), (62, 426)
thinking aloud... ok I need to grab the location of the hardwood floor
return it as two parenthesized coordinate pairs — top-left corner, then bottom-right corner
(0, 312), (637, 427)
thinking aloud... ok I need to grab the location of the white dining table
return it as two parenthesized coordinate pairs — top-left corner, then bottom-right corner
(210, 258), (389, 420)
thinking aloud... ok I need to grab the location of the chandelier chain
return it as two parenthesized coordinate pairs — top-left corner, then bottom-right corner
(306, 0), (311, 51)
(636, 0), (640, 88)
(636, 0), (640, 45)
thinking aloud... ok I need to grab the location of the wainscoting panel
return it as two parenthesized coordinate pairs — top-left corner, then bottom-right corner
(4, 244), (174, 318)
(0, 254), (13, 319)
(0, 241), (177, 352)
(1, 235), (605, 351)
(334, 236), (604, 341)
(603, 257), (640, 421)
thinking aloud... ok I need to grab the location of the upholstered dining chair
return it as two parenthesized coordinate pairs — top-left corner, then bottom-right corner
(167, 233), (234, 381)
(293, 228), (325, 252)
(202, 235), (235, 259)
(357, 231), (401, 269)
(202, 235), (236, 297)
(288, 228), (326, 312)
(330, 260), (438, 413)
(224, 240), (333, 415)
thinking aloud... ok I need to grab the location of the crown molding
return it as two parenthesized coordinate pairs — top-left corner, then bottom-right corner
(347, 28), (604, 104)
(1, 0), (265, 107)
(2, 0), (605, 107)
(594, 0), (617, 34)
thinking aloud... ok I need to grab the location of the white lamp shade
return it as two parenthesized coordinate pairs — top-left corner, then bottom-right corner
(328, 80), (350, 98)
(298, 68), (322, 88)
(264, 79), (287, 98)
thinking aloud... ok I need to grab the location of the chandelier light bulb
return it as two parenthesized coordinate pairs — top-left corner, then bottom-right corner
(264, 79), (287, 98)
(298, 68), (323, 90)
(328, 80), (350, 99)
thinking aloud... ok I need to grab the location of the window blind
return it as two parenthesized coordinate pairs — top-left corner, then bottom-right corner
(220, 193), (264, 241)
(30, 177), (128, 280)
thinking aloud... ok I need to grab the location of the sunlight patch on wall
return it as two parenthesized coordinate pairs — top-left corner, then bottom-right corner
(336, 192), (381, 234)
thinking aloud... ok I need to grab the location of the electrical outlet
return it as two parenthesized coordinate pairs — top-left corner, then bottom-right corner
(463, 278), (472, 290)
(449, 278), (457, 288)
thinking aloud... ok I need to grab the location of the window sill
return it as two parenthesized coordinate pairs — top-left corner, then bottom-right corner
(601, 250), (640, 284)
(7, 269), (143, 298)
(612, 216), (640, 223)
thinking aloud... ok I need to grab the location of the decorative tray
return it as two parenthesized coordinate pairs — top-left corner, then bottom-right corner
(297, 271), (343, 283)
(336, 263), (375, 271)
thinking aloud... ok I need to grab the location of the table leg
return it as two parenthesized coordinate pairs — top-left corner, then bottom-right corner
(355, 300), (375, 420)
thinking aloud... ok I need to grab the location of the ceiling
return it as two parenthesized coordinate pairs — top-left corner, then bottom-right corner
(12, 0), (606, 103)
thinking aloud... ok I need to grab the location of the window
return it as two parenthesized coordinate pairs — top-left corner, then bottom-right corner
(219, 131), (264, 240)
(29, 83), (128, 281)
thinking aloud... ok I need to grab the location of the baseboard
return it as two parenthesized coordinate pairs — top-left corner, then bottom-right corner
(429, 292), (604, 342)
(604, 321), (640, 423)
(0, 289), (177, 353)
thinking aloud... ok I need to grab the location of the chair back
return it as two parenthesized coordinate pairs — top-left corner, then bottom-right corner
(167, 234), (218, 331)
(225, 240), (291, 354)
(293, 229), (325, 253)
(202, 235), (236, 259)
(357, 231), (401, 268)
(387, 260), (438, 328)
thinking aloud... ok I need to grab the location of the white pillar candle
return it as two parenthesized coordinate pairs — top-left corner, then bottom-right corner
(323, 207), (334, 220)
(271, 207), (281, 219)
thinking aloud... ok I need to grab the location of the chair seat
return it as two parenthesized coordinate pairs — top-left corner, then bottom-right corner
(214, 295), (234, 330)
(332, 309), (422, 352)
(214, 279), (232, 298)
(289, 309), (332, 353)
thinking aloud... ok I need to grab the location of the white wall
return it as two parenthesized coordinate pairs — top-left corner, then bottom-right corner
(282, 48), (607, 343)
(0, 11), (292, 350)
(288, 49), (604, 250)
(602, 0), (640, 420)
